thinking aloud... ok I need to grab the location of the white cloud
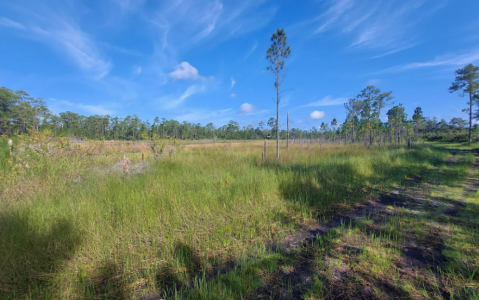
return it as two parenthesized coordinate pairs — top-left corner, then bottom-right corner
(169, 61), (212, 82)
(310, 110), (326, 120)
(0, 17), (24, 29)
(159, 85), (206, 109)
(230, 93), (237, 98)
(169, 62), (200, 80)
(231, 77), (236, 88)
(299, 96), (348, 108)
(239, 103), (255, 113)
(147, 1), (276, 78)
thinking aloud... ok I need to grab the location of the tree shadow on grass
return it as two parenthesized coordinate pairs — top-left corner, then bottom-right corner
(0, 213), (82, 299)
(267, 147), (463, 217)
(80, 258), (131, 300)
(145, 240), (314, 300)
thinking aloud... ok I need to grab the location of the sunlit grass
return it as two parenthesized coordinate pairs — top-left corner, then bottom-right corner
(0, 138), (461, 299)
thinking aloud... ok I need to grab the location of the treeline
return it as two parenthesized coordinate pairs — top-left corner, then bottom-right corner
(0, 85), (474, 143)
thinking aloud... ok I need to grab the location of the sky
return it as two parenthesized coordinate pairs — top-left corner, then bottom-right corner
(1, 0), (478, 130)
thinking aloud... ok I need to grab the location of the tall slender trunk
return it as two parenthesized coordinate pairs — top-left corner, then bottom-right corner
(287, 111), (289, 151)
(276, 74), (280, 160)
(469, 93), (472, 143)
(369, 122), (373, 145)
(352, 121), (355, 143)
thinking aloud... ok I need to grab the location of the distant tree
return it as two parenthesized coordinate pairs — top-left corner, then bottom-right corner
(226, 120), (240, 139)
(387, 104), (407, 145)
(449, 117), (467, 129)
(31, 97), (49, 132)
(331, 118), (338, 141)
(449, 64), (479, 142)
(344, 98), (362, 142)
(412, 107), (425, 141)
(267, 117), (276, 137)
(357, 86), (379, 145)
(0, 87), (19, 134)
(266, 28), (291, 160)
(357, 85), (393, 145)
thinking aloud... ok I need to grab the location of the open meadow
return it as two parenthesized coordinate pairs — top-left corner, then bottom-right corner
(1, 136), (478, 299)
(2, 1), (479, 299)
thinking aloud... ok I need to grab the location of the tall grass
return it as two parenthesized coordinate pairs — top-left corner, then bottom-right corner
(0, 139), (449, 299)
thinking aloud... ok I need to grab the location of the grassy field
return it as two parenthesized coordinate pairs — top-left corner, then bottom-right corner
(430, 141), (479, 151)
(0, 136), (477, 299)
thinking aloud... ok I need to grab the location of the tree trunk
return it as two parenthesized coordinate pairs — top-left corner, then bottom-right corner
(276, 76), (280, 160)
(264, 139), (267, 157)
(469, 93), (473, 143)
(369, 123), (373, 146)
(352, 122), (355, 143)
(287, 111), (289, 151)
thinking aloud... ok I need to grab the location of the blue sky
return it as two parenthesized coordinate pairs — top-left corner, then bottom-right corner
(1, 0), (478, 130)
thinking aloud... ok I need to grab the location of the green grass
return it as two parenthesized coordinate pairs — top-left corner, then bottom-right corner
(430, 141), (479, 150)
(0, 138), (472, 299)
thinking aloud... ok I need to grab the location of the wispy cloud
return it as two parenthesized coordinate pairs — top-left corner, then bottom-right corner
(299, 96), (348, 108)
(305, 0), (443, 55)
(110, 0), (146, 12)
(244, 41), (258, 60)
(230, 93), (237, 98)
(4, 5), (112, 79)
(33, 21), (112, 79)
(0, 17), (24, 29)
(315, 0), (355, 33)
(367, 45), (415, 59)
(380, 47), (479, 73)
(231, 77), (236, 88)
(159, 85), (206, 109)
(146, 1), (275, 78)
(102, 42), (143, 56)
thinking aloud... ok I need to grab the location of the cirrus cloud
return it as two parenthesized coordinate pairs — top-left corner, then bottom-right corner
(299, 96), (348, 108)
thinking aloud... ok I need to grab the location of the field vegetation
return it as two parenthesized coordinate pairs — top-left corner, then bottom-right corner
(1, 134), (478, 299)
